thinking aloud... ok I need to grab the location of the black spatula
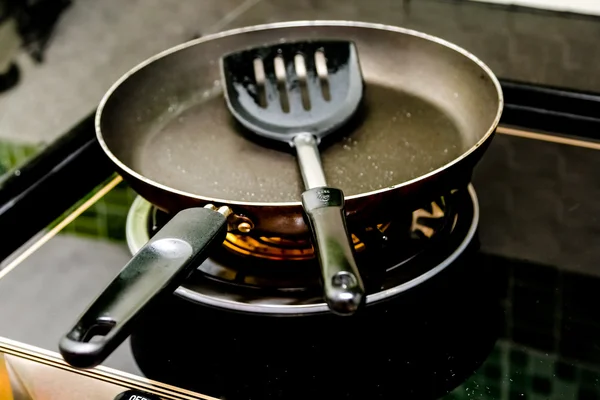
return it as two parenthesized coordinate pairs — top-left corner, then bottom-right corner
(221, 40), (365, 315)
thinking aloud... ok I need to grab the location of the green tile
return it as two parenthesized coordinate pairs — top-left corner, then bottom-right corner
(115, 179), (130, 189)
(551, 379), (578, 399)
(531, 375), (552, 396)
(60, 223), (77, 235)
(463, 377), (487, 397)
(106, 211), (128, 241)
(71, 216), (98, 227)
(509, 390), (527, 399)
(488, 342), (505, 362)
(94, 200), (108, 238)
(0, 149), (10, 173)
(0, 139), (40, 172)
(577, 386), (600, 400)
(45, 175), (113, 236)
(556, 361), (579, 382)
(442, 392), (460, 400)
(126, 189), (137, 202)
(510, 349), (530, 368)
(530, 393), (550, 400)
(9, 144), (26, 165)
(508, 368), (530, 391)
(484, 363), (502, 380)
(581, 369), (600, 388)
(460, 383), (501, 400)
(104, 204), (132, 218)
(78, 206), (99, 219)
(104, 188), (135, 206)
(530, 353), (555, 377)
(71, 218), (101, 237)
(487, 385), (502, 399)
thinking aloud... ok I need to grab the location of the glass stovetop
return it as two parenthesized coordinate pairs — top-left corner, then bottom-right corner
(0, 124), (599, 399)
(0, 1), (599, 399)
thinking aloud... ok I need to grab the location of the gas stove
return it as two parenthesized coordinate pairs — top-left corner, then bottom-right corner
(124, 186), (478, 314)
(0, 83), (599, 400)
(1, 107), (593, 399)
(1, 2), (600, 400)
(1, 97), (600, 400)
(122, 185), (496, 399)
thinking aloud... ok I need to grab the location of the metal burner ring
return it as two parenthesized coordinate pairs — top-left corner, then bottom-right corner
(126, 185), (479, 315)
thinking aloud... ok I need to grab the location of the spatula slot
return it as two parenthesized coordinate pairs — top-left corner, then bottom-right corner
(222, 40), (362, 138)
(252, 57), (267, 108)
(314, 50), (331, 101)
(294, 53), (311, 111)
(274, 55), (290, 113)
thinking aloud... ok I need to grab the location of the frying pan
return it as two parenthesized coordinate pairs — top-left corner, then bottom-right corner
(59, 21), (503, 369)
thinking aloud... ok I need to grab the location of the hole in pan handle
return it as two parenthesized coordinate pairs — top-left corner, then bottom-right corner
(59, 206), (229, 369)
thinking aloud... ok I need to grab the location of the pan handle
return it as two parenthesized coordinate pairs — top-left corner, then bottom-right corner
(59, 206), (229, 369)
(302, 187), (365, 315)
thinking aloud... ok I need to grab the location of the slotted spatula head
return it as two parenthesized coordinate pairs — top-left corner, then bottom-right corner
(220, 40), (364, 144)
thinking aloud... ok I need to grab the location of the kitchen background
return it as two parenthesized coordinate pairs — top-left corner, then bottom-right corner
(473, 0), (600, 16)
(1, 1), (600, 399)
(2, 0), (600, 254)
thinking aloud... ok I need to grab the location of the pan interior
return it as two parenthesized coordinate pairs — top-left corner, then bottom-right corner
(99, 24), (501, 204)
(137, 83), (464, 203)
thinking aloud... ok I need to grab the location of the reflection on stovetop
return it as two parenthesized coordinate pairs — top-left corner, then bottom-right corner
(124, 236), (600, 400)
(1, 130), (600, 399)
(0, 0), (598, 397)
(117, 181), (598, 399)
(130, 243), (501, 400)
(123, 181), (483, 398)
(126, 188), (468, 310)
(179, 187), (474, 315)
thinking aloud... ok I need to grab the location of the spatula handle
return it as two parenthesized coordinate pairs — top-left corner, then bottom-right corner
(302, 187), (365, 315)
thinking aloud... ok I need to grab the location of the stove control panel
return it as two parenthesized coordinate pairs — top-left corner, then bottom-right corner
(0, 346), (188, 400)
(114, 390), (163, 400)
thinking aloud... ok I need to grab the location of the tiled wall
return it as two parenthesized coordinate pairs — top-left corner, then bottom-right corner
(454, 255), (600, 400)
(446, 340), (600, 399)
(0, 139), (41, 176)
(0, 139), (137, 242)
(49, 177), (137, 242)
(222, 0), (600, 94)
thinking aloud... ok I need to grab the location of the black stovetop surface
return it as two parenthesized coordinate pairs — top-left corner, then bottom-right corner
(0, 2), (600, 400)
(1, 100), (598, 400)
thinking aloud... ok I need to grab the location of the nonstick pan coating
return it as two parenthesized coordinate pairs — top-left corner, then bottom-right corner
(97, 21), (503, 235)
(137, 84), (463, 203)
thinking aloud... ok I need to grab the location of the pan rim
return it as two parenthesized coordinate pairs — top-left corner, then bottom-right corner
(96, 20), (504, 208)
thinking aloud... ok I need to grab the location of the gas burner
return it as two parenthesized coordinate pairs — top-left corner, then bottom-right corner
(125, 185), (478, 314)
(134, 194), (456, 261)
(129, 187), (491, 400)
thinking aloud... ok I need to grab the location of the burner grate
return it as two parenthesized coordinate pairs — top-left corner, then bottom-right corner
(125, 186), (478, 313)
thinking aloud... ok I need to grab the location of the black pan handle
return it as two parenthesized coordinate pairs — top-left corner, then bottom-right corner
(302, 187), (365, 315)
(59, 206), (229, 369)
